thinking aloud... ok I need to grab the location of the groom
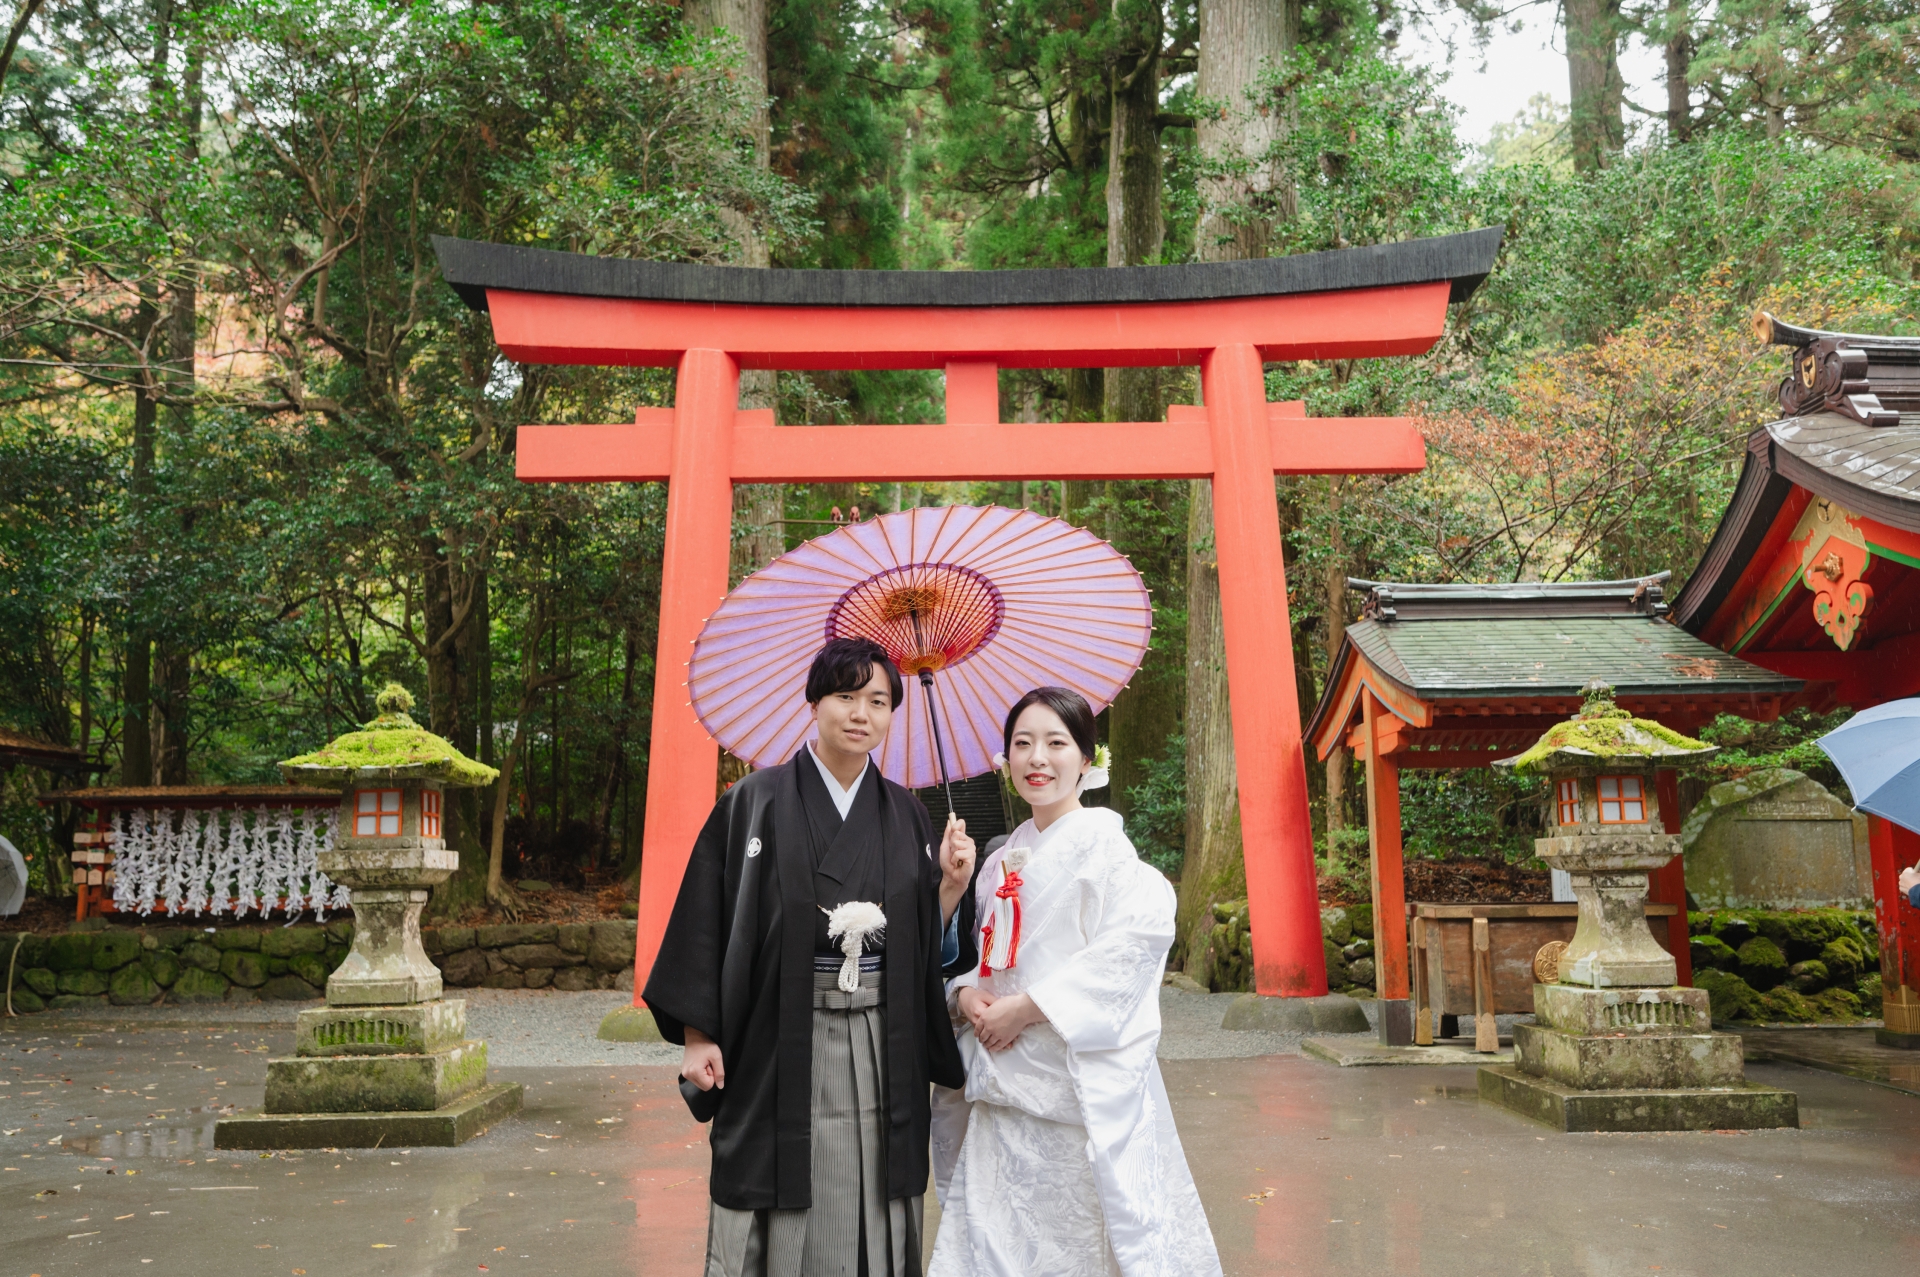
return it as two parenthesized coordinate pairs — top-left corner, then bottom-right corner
(645, 636), (977, 1277)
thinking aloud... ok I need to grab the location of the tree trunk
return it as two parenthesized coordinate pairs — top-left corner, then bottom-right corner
(1194, 0), (1297, 260)
(1566, 0), (1626, 171)
(1178, 0), (1299, 974)
(1664, 0), (1692, 143)
(1179, 479), (1243, 975)
(688, 0), (782, 582)
(1104, 0), (1163, 427)
(1322, 479), (1348, 850)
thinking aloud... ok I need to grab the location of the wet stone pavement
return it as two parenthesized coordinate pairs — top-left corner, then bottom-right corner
(5, 992), (1920, 1276)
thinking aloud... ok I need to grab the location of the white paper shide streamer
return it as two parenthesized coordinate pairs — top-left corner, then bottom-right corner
(108, 805), (341, 920)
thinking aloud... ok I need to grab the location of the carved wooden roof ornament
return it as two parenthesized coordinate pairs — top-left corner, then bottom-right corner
(1756, 311), (1920, 428)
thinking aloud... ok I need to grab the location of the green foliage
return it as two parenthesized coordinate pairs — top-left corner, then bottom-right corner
(1397, 767), (1544, 862)
(1699, 708), (1854, 796)
(1124, 731), (1185, 876)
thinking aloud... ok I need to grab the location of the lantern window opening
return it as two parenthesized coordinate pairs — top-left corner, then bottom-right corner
(421, 788), (442, 839)
(354, 788), (404, 837)
(1556, 778), (1581, 826)
(1595, 775), (1647, 824)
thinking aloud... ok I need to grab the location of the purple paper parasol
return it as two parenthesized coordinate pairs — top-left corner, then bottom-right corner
(688, 505), (1153, 791)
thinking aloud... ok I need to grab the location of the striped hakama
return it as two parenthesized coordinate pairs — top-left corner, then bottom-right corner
(706, 963), (922, 1277)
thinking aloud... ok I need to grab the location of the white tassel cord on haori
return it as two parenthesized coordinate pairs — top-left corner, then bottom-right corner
(823, 900), (887, 993)
(110, 806), (347, 921)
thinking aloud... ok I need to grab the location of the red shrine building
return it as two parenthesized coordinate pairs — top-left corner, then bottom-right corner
(437, 229), (1504, 1002)
(1671, 314), (1920, 1046)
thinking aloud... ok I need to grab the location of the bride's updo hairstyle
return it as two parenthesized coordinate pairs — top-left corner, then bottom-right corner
(1002, 686), (1098, 763)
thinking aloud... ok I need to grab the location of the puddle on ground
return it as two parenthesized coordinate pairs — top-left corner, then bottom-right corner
(57, 1106), (232, 1157)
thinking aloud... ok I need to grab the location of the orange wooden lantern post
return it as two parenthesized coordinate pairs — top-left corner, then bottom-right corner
(436, 230), (1504, 1003)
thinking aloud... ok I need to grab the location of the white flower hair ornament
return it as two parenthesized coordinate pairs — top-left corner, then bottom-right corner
(1077, 744), (1112, 795)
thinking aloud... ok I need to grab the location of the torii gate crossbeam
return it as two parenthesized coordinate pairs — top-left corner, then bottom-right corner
(436, 229), (1504, 1004)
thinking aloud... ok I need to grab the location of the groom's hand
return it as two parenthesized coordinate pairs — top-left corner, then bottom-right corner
(939, 812), (975, 925)
(681, 1027), (725, 1092)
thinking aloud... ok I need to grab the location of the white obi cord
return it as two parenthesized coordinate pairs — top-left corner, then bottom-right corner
(823, 901), (887, 993)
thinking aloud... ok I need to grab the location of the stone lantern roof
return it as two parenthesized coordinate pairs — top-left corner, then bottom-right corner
(1498, 684), (1718, 775)
(278, 684), (499, 789)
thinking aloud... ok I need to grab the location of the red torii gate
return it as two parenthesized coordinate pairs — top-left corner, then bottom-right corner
(436, 228), (1504, 1002)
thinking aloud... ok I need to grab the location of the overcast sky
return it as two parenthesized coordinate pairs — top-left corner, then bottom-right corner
(1399, 8), (1670, 147)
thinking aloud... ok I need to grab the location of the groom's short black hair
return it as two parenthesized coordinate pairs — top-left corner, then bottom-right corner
(806, 637), (904, 708)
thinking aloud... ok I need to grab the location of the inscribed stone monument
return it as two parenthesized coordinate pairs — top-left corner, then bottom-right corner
(1681, 769), (1870, 910)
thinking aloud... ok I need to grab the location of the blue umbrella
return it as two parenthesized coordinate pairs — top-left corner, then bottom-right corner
(1817, 698), (1920, 834)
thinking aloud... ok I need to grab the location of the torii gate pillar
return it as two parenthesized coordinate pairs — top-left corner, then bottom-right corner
(435, 228), (1504, 1003)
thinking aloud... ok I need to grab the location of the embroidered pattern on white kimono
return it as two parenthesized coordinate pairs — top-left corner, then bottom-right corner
(928, 807), (1222, 1277)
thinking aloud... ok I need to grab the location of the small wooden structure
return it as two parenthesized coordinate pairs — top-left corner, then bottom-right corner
(41, 785), (338, 921)
(1306, 576), (1803, 1044)
(1411, 902), (1681, 1051)
(1672, 314), (1920, 1046)
(0, 728), (91, 775)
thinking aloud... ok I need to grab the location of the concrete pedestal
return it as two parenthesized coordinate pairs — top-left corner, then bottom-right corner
(1482, 983), (1797, 1133)
(1220, 992), (1370, 1033)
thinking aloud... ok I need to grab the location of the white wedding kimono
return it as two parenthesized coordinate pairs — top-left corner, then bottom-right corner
(928, 807), (1222, 1277)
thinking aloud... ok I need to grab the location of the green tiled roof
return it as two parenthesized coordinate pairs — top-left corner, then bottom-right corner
(1345, 615), (1802, 700)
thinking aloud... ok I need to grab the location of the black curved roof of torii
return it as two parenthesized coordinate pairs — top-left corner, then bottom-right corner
(433, 227), (1504, 313)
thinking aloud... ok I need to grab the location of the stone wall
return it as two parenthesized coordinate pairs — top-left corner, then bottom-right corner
(1, 919), (639, 1013)
(1193, 900), (1378, 996)
(1689, 909), (1881, 1024)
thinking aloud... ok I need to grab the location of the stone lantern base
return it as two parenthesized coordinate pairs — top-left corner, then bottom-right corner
(1479, 983), (1797, 1132)
(214, 998), (523, 1149)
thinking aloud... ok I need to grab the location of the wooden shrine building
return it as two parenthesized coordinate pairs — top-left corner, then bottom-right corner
(1307, 575), (1803, 1043)
(1671, 313), (1920, 1044)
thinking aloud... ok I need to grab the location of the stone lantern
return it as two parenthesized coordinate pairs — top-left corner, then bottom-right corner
(216, 684), (521, 1148)
(1479, 684), (1798, 1132)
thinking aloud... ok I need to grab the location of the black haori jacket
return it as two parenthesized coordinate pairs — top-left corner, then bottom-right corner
(644, 750), (972, 1211)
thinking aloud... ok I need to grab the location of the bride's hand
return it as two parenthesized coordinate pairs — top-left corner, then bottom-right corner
(956, 986), (997, 1040)
(973, 992), (1047, 1052)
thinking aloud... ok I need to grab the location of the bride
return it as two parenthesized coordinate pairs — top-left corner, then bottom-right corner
(928, 687), (1221, 1277)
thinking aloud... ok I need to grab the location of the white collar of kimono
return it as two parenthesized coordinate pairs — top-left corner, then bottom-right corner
(806, 740), (868, 820)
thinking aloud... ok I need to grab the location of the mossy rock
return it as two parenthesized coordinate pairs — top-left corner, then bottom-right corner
(46, 932), (94, 971)
(1320, 907), (1353, 947)
(4, 933), (48, 968)
(1345, 903), (1374, 940)
(181, 941), (221, 971)
(1809, 987), (1865, 1021)
(597, 1006), (664, 1043)
(7, 987), (44, 1013)
(170, 967), (230, 1003)
(1756, 986), (1818, 1023)
(1818, 936), (1868, 987)
(1695, 969), (1759, 1022)
(1735, 936), (1788, 989)
(92, 931), (142, 970)
(1710, 914), (1758, 948)
(517, 879), (553, 894)
(325, 918), (355, 944)
(109, 964), (160, 1006)
(1690, 935), (1738, 972)
(49, 993), (107, 1009)
(287, 953), (329, 987)
(1859, 972), (1883, 1007)
(259, 974), (321, 1001)
(1757, 911), (1851, 960)
(220, 950), (269, 988)
(279, 685), (499, 788)
(260, 926), (328, 958)
(1787, 960), (1829, 993)
(1342, 938), (1374, 962)
(21, 967), (58, 997)
(141, 951), (180, 988)
(58, 968), (110, 996)
(324, 944), (349, 971)
(213, 928), (261, 951)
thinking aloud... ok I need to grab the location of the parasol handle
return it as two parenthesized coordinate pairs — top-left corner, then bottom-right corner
(918, 669), (957, 815)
